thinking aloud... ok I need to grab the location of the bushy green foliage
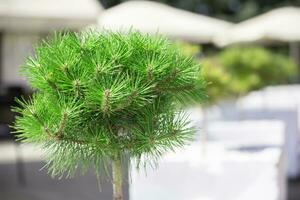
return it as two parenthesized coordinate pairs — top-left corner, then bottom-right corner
(201, 46), (297, 103)
(201, 59), (234, 103)
(219, 46), (297, 95)
(13, 31), (206, 178)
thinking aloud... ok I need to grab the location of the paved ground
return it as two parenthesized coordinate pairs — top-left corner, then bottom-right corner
(0, 162), (129, 200)
(0, 158), (299, 199)
(288, 179), (300, 200)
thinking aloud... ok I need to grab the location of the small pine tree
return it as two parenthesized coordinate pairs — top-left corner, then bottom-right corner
(13, 30), (206, 200)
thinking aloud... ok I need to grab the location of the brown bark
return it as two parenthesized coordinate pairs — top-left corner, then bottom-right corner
(112, 153), (123, 200)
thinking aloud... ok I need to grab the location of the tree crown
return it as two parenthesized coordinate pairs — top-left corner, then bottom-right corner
(13, 30), (206, 177)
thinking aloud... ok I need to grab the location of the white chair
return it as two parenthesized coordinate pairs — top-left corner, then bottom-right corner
(234, 85), (300, 178)
(130, 120), (286, 200)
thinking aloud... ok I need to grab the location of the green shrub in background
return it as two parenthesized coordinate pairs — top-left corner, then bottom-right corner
(200, 46), (298, 103)
(219, 46), (298, 95)
(201, 59), (235, 103)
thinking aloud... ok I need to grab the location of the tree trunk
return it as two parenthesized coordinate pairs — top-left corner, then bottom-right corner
(112, 153), (123, 200)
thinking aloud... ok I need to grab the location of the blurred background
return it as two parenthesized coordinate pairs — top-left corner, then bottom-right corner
(1, 0), (300, 199)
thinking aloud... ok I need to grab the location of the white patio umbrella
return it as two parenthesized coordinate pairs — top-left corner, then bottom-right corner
(98, 1), (232, 44)
(213, 7), (300, 47)
(0, 0), (103, 32)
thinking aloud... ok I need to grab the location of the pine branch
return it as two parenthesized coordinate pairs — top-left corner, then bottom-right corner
(45, 78), (59, 92)
(102, 89), (111, 114)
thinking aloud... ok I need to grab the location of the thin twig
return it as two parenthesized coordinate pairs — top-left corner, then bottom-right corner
(55, 112), (68, 138)
(102, 89), (110, 114)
